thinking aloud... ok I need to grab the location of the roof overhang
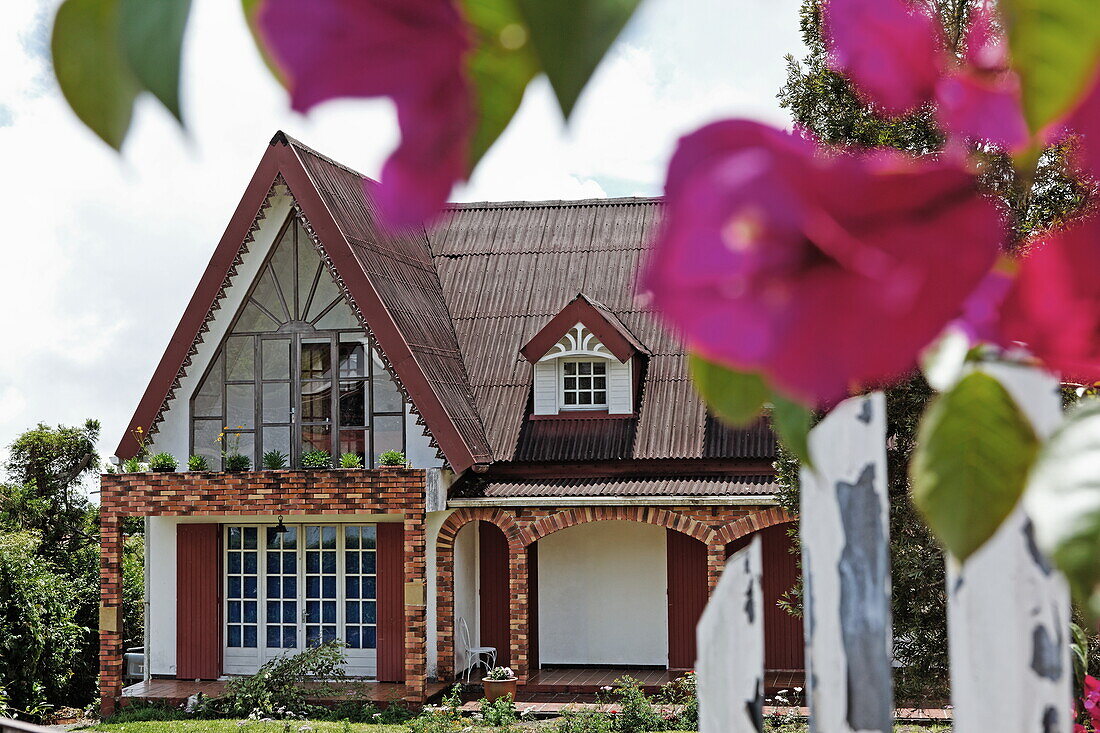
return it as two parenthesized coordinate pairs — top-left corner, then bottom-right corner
(519, 293), (649, 364)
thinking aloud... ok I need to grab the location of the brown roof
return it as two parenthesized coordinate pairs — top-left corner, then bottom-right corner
(476, 475), (779, 498)
(427, 199), (774, 463)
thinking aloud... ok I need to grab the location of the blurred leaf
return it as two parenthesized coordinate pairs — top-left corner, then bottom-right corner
(688, 354), (770, 426)
(1027, 399), (1100, 619)
(770, 393), (814, 466)
(118, 0), (192, 121)
(516, 0), (641, 118)
(1000, 0), (1100, 131)
(461, 0), (540, 170)
(51, 0), (141, 149)
(240, 0), (286, 85)
(910, 371), (1039, 561)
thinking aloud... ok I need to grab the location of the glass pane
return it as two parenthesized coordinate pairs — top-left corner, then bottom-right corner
(243, 527), (258, 549)
(345, 526), (360, 548)
(225, 337), (255, 381)
(593, 362), (607, 375)
(234, 300), (280, 333)
(228, 527), (242, 549)
(243, 551), (257, 574)
(307, 271), (341, 322)
(192, 419), (223, 469)
(339, 382), (366, 426)
(228, 626), (241, 647)
(300, 341), (331, 380)
(363, 601), (376, 622)
(579, 362), (592, 375)
(371, 355), (403, 412)
(266, 626), (281, 648)
(243, 626), (257, 648)
(322, 526), (337, 549)
(302, 425), (331, 456)
(283, 627), (297, 648)
(314, 298), (359, 329)
(347, 626), (361, 649)
(297, 223), (321, 319)
(282, 527), (297, 550)
(340, 431), (366, 463)
(306, 526), (320, 549)
(362, 627), (376, 648)
(339, 341), (367, 378)
(253, 269), (289, 323)
(362, 525), (377, 548)
(226, 384), (255, 429)
(564, 362), (576, 375)
(373, 415), (403, 463)
(193, 353), (224, 417)
(263, 383), (291, 423)
(564, 393), (577, 405)
(301, 381), (331, 421)
(270, 224), (298, 315)
(263, 427), (291, 461)
(261, 339), (291, 380)
(347, 602), (360, 623)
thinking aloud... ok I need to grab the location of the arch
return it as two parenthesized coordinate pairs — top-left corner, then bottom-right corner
(438, 506), (524, 553)
(518, 506), (717, 547)
(714, 507), (795, 547)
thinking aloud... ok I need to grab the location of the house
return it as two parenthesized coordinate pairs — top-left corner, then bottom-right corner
(98, 132), (801, 714)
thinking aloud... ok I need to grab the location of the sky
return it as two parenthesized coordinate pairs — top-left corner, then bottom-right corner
(0, 0), (804, 467)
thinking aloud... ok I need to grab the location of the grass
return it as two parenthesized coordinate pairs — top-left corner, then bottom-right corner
(87, 723), (409, 732)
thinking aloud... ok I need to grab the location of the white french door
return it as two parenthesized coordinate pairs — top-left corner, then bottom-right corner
(222, 524), (378, 677)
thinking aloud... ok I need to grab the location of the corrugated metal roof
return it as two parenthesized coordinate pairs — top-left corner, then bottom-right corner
(479, 475), (778, 497)
(425, 199), (775, 463)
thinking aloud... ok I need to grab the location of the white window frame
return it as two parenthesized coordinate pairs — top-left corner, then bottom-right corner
(558, 357), (609, 411)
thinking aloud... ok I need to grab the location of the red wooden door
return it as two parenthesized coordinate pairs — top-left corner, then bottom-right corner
(666, 530), (708, 671)
(376, 523), (405, 681)
(478, 522), (511, 666)
(176, 524), (221, 679)
(725, 524), (805, 671)
(527, 543), (539, 671)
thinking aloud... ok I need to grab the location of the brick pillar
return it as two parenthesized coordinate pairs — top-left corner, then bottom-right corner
(403, 512), (428, 703)
(706, 544), (726, 596)
(507, 545), (529, 684)
(99, 511), (125, 716)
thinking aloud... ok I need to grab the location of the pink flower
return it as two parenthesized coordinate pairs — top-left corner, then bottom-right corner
(1054, 71), (1100, 180)
(999, 216), (1100, 382)
(643, 120), (1003, 405)
(824, 0), (1027, 150)
(256, 0), (473, 231)
(1086, 675), (1100, 693)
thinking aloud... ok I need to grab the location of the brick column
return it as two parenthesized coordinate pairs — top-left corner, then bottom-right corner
(403, 512), (428, 703)
(706, 544), (726, 596)
(507, 545), (529, 684)
(99, 511), (125, 716)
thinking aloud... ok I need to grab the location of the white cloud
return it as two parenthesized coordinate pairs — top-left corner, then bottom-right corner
(0, 0), (803, 460)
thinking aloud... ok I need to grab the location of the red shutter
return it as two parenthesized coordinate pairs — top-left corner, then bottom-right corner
(478, 523), (511, 666)
(666, 530), (708, 671)
(176, 524), (221, 680)
(376, 523), (405, 681)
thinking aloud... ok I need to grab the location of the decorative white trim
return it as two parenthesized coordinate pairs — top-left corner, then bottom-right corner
(538, 323), (613, 362)
(447, 495), (778, 508)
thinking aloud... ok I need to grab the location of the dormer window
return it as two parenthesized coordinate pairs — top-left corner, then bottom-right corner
(520, 294), (650, 417)
(561, 359), (608, 410)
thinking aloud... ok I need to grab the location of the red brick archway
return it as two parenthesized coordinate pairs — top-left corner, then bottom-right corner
(714, 506), (795, 546)
(518, 506), (718, 547)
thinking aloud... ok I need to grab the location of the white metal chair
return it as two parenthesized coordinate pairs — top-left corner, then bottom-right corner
(457, 617), (496, 683)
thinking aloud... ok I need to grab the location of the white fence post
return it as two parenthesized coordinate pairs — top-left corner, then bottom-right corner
(800, 392), (893, 733)
(949, 364), (1071, 733)
(696, 535), (764, 733)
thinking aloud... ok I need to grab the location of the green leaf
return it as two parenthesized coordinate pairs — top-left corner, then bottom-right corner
(516, 0), (641, 118)
(1000, 0), (1100, 131)
(688, 354), (770, 426)
(770, 394), (814, 467)
(51, 0), (142, 149)
(1027, 399), (1100, 619)
(240, 0), (286, 85)
(461, 0), (540, 169)
(118, 0), (192, 121)
(910, 371), (1039, 561)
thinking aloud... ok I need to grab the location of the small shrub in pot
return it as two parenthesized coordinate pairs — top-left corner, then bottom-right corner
(378, 450), (406, 467)
(122, 457), (144, 473)
(262, 450), (288, 470)
(225, 453), (251, 472)
(148, 452), (178, 472)
(187, 455), (209, 471)
(339, 452), (363, 469)
(300, 450), (332, 469)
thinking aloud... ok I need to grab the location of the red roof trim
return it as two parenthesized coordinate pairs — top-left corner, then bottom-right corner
(116, 133), (481, 474)
(519, 294), (649, 364)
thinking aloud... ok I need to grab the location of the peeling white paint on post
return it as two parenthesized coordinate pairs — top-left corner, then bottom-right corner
(800, 392), (892, 733)
(696, 535), (763, 733)
(949, 364), (1070, 733)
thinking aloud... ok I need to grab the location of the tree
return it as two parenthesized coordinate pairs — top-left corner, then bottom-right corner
(774, 0), (1090, 703)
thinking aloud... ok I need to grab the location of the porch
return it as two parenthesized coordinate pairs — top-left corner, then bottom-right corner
(120, 678), (452, 707)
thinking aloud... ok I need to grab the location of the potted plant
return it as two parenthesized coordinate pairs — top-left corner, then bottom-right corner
(301, 450), (332, 469)
(263, 450), (288, 470)
(217, 427), (251, 472)
(122, 457), (145, 473)
(378, 450), (407, 468)
(187, 455), (210, 471)
(482, 666), (517, 702)
(339, 452), (363, 469)
(149, 452), (178, 473)
(225, 453), (251, 472)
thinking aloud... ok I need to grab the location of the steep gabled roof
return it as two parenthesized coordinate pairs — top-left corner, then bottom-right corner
(117, 132), (491, 473)
(519, 293), (649, 363)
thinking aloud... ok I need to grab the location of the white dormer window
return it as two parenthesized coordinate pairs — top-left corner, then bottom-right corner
(561, 359), (608, 410)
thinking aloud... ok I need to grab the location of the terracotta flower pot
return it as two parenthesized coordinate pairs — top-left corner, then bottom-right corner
(482, 677), (517, 702)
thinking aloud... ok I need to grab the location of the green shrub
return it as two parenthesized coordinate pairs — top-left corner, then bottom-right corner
(262, 450), (289, 470)
(318, 700), (382, 722)
(301, 450), (332, 469)
(206, 641), (347, 718)
(224, 453), (252, 472)
(406, 705), (463, 733)
(609, 677), (663, 732)
(102, 700), (189, 723)
(478, 694), (518, 726)
(555, 706), (613, 733)
(122, 457), (144, 473)
(339, 452), (364, 469)
(148, 453), (178, 471)
(657, 672), (698, 731)
(187, 455), (210, 471)
(378, 450), (406, 467)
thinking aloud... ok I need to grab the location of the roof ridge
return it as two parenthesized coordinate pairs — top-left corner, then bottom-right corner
(271, 130), (376, 183)
(445, 196), (663, 211)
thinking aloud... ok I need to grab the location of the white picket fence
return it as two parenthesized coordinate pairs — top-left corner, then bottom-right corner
(697, 368), (1072, 733)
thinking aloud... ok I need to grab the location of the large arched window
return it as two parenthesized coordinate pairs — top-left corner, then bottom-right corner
(190, 215), (405, 468)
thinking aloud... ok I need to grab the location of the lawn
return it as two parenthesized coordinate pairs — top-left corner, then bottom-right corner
(84, 723), (697, 733)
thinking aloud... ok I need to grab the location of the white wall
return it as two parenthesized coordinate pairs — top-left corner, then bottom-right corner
(452, 522), (479, 674)
(538, 521), (668, 666)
